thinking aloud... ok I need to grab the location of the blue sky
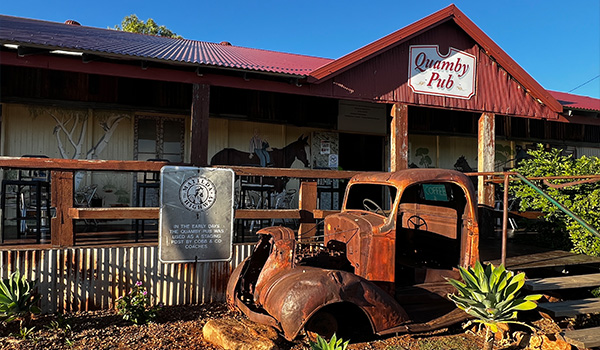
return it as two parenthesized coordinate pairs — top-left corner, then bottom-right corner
(2, 0), (599, 98)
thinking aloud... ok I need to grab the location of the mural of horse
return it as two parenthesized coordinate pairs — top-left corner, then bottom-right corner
(453, 155), (475, 172)
(210, 135), (310, 169)
(211, 135), (310, 194)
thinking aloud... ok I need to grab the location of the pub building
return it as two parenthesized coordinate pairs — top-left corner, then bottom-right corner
(0, 4), (598, 242)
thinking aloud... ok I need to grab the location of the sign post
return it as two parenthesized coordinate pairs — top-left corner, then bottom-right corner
(159, 166), (234, 263)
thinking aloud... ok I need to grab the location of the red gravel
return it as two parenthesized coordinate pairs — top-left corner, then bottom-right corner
(0, 303), (555, 350)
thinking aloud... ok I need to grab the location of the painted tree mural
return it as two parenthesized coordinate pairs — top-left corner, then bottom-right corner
(30, 107), (129, 159)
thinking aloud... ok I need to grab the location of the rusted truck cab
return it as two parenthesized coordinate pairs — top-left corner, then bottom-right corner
(227, 169), (479, 341)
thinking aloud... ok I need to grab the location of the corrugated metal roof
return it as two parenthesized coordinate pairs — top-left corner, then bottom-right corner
(0, 15), (332, 76)
(549, 91), (600, 113)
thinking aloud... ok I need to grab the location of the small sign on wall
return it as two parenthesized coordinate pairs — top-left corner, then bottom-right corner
(159, 166), (234, 263)
(338, 100), (386, 135)
(408, 45), (476, 99)
(312, 132), (339, 169)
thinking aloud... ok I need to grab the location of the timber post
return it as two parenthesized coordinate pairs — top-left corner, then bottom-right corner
(191, 83), (210, 167)
(477, 112), (495, 206)
(51, 170), (74, 247)
(298, 181), (317, 240)
(390, 103), (408, 172)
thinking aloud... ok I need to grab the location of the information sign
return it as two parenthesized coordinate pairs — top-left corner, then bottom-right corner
(159, 166), (234, 263)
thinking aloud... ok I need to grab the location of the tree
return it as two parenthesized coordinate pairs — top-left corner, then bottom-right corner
(113, 15), (181, 38)
(511, 144), (600, 256)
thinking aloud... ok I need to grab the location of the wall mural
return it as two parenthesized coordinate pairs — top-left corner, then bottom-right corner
(453, 155), (475, 172)
(210, 135), (310, 169)
(415, 147), (433, 168)
(50, 113), (127, 160)
(29, 107), (128, 159)
(28, 107), (131, 207)
(210, 135), (310, 194)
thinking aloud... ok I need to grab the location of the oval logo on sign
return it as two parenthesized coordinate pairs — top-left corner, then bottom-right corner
(179, 176), (216, 211)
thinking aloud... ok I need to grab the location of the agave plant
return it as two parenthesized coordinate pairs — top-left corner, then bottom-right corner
(448, 261), (542, 350)
(0, 270), (41, 328)
(309, 333), (349, 350)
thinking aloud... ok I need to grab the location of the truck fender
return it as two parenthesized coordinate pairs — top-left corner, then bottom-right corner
(258, 266), (410, 340)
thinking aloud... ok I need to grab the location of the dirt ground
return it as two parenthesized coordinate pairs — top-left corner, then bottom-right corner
(0, 303), (561, 350)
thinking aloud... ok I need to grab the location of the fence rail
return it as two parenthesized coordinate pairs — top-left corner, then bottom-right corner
(0, 156), (358, 246)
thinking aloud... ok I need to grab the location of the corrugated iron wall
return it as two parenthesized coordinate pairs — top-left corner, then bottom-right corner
(0, 243), (255, 313)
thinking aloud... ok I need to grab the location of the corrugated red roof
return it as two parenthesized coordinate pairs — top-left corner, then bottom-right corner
(0, 15), (331, 76)
(549, 91), (600, 112)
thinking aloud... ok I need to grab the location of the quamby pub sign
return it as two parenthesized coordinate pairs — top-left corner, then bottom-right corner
(159, 166), (234, 263)
(408, 45), (476, 99)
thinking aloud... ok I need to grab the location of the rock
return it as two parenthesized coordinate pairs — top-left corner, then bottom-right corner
(514, 331), (530, 348)
(241, 319), (279, 341)
(527, 334), (571, 350)
(494, 323), (510, 342)
(540, 334), (571, 350)
(203, 318), (279, 350)
(529, 334), (544, 349)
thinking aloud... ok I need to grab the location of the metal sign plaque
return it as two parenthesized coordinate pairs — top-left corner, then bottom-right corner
(159, 166), (234, 263)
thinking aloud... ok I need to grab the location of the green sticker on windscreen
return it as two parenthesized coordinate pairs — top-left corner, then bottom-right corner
(423, 184), (449, 201)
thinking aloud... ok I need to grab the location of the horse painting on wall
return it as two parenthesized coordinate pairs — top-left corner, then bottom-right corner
(210, 135), (310, 169)
(210, 135), (310, 196)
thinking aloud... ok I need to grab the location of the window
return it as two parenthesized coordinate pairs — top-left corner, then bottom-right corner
(344, 184), (397, 214)
(134, 116), (184, 162)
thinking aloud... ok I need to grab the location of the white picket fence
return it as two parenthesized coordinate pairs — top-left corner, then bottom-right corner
(0, 243), (255, 313)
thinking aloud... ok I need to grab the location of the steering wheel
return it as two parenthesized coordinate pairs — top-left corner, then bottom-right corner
(406, 215), (428, 230)
(363, 198), (385, 216)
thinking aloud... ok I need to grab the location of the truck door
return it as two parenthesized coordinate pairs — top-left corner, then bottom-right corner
(395, 182), (467, 284)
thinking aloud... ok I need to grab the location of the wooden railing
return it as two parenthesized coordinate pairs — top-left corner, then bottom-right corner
(0, 157), (360, 247)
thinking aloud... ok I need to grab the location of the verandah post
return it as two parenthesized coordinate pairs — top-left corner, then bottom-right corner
(390, 103), (408, 172)
(478, 112), (495, 206)
(190, 83), (210, 167)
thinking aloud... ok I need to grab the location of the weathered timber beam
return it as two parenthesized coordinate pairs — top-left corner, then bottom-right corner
(0, 157), (363, 180)
(51, 171), (74, 247)
(191, 84), (210, 166)
(0, 157), (168, 172)
(390, 103), (408, 171)
(477, 113), (495, 206)
(68, 207), (159, 220)
(67, 207), (339, 221)
(215, 165), (361, 179)
(298, 181), (318, 240)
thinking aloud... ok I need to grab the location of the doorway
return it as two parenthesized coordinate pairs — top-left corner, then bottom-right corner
(338, 133), (385, 171)
(134, 116), (185, 162)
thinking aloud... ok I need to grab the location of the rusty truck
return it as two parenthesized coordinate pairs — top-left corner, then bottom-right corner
(227, 168), (480, 341)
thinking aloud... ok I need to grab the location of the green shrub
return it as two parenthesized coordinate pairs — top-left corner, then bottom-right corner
(309, 333), (349, 350)
(0, 270), (41, 328)
(14, 326), (36, 340)
(511, 145), (600, 256)
(115, 280), (161, 325)
(44, 312), (73, 345)
(448, 261), (541, 350)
